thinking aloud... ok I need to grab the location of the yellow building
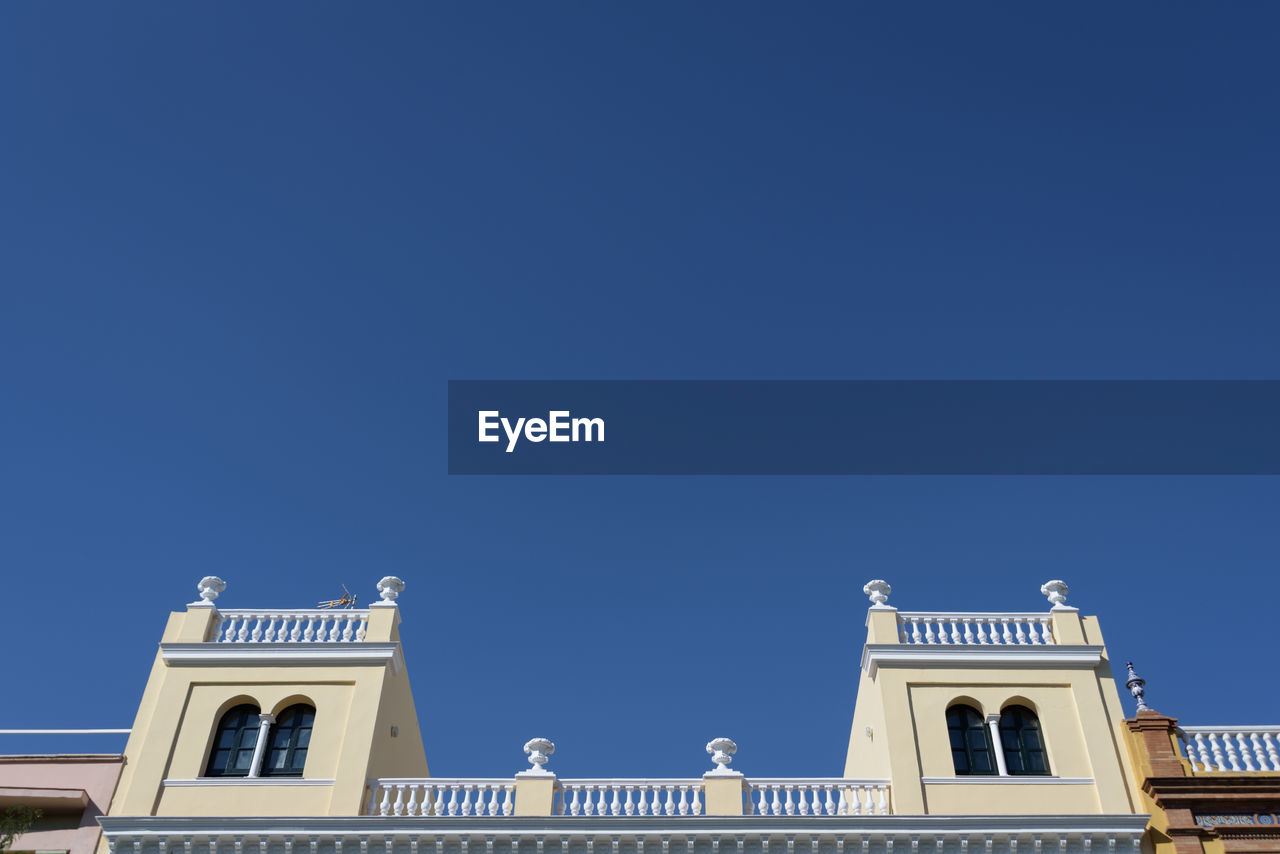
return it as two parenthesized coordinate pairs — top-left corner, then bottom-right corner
(96, 576), (1149, 854)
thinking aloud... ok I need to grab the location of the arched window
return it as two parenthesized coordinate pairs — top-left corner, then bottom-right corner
(999, 705), (1050, 775)
(947, 704), (996, 775)
(262, 704), (315, 777)
(205, 704), (261, 777)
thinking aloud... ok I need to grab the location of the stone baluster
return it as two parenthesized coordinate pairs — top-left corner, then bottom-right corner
(1264, 734), (1280, 771)
(962, 619), (976, 644)
(433, 785), (447, 817)
(910, 618), (923, 644)
(877, 785), (889, 815)
(1207, 732), (1227, 771)
(1013, 619), (1028, 644)
(1001, 618), (1014, 645)
(446, 786), (459, 816)
(408, 784), (423, 816)
(1223, 733), (1243, 771)
(378, 785), (392, 816)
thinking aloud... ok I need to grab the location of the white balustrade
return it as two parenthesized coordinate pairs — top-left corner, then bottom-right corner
(555, 779), (705, 817)
(364, 777), (893, 817)
(748, 779), (890, 816)
(368, 779), (515, 816)
(1179, 727), (1280, 773)
(896, 612), (1054, 645)
(213, 609), (370, 643)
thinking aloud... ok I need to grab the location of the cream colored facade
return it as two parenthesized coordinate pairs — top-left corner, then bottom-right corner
(91, 578), (1149, 854)
(107, 598), (426, 825)
(845, 605), (1142, 816)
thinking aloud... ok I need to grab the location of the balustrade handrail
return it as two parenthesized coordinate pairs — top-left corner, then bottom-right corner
(1180, 725), (1280, 734)
(896, 611), (1050, 619)
(746, 776), (891, 783)
(895, 612), (1054, 646)
(216, 608), (373, 617)
(213, 609), (370, 643)
(364, 777), (894, 817)
(1176, 727), (1280, 773)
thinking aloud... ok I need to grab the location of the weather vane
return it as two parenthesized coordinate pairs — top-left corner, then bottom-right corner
(317, 584), (358, 609)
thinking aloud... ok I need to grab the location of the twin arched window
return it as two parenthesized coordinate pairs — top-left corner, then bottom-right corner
(947, 703), (1049, 776)
(204, 703), (315, 778)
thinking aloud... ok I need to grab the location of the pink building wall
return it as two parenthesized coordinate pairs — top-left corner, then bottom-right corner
(0, 755), (123, 854)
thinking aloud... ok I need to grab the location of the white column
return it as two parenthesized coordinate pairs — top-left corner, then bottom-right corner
(247, 713), (275, 778)
(985, 715), (1009, 776)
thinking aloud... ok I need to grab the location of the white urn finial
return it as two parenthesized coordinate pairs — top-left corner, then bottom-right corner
(522, 737), (555, 774)
(1040, 579), (1071, 610)
(376, 576), (405, 603)
(193, 576), (225, 605)
(706, 737), (737, 774)
(863, 579), (892, 609)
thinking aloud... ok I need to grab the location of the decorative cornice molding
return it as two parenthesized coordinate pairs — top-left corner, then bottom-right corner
(861, 644), (1105, 677)
(160, 642), (402, 674)
(100, 815), (1153, 836)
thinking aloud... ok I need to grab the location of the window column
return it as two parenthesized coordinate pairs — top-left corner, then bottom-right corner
(247, 713), (275, 778)
(985, 714), (1009, 776)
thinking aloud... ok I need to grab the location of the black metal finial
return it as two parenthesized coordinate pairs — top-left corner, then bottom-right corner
(1126, 660), (1150, 712)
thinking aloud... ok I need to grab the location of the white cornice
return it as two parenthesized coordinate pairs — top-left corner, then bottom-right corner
(920, 777), (1094, 785)
(160, 642), (401, 674)
(861, 644), (1105, 677)
(99, 815), (1153, 835)
(162, 778), (335, 787)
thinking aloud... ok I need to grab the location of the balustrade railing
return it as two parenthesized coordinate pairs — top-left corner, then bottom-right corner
(748, 779), (890, 816)
(896, 612), (1054, 645)
(364, 778), (893, 817)
(1178, 726), (1280, 773)
(213, 609), (370, 643)
(555, 779), (704, 816)
(369, 779), (516, 816)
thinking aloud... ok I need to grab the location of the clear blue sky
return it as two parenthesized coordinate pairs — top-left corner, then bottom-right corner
(2, 4), (1278, 778)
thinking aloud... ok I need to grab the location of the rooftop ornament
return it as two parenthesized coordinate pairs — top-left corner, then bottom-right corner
(376, 576), (405, 603)
(706, 737), (738, 775)
(522, 737), (555, 774)
(1040, 579), (1072, 611)
(863, 579), (892, 609)
(193, 576), (226, 605)
(1125, 661), (1150, 712)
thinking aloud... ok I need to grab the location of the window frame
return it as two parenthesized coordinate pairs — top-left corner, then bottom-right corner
(261, 704), (315, 778)
(204, 704), (262, 778)
(998, 705), (1051, 776)
(946, 703), (997, 776)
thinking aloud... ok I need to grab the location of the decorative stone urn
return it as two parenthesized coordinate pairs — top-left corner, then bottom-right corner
(523, 737), (555, 774)
(194, 576), (226, 605)
(706, 737), (737, 773)
(376, 576), (405, 603)
(863, 579), (892, 609)
(1040, 579), (1070, 610)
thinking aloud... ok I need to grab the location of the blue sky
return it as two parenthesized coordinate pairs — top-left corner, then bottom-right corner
(2, 4), (1278, 778)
